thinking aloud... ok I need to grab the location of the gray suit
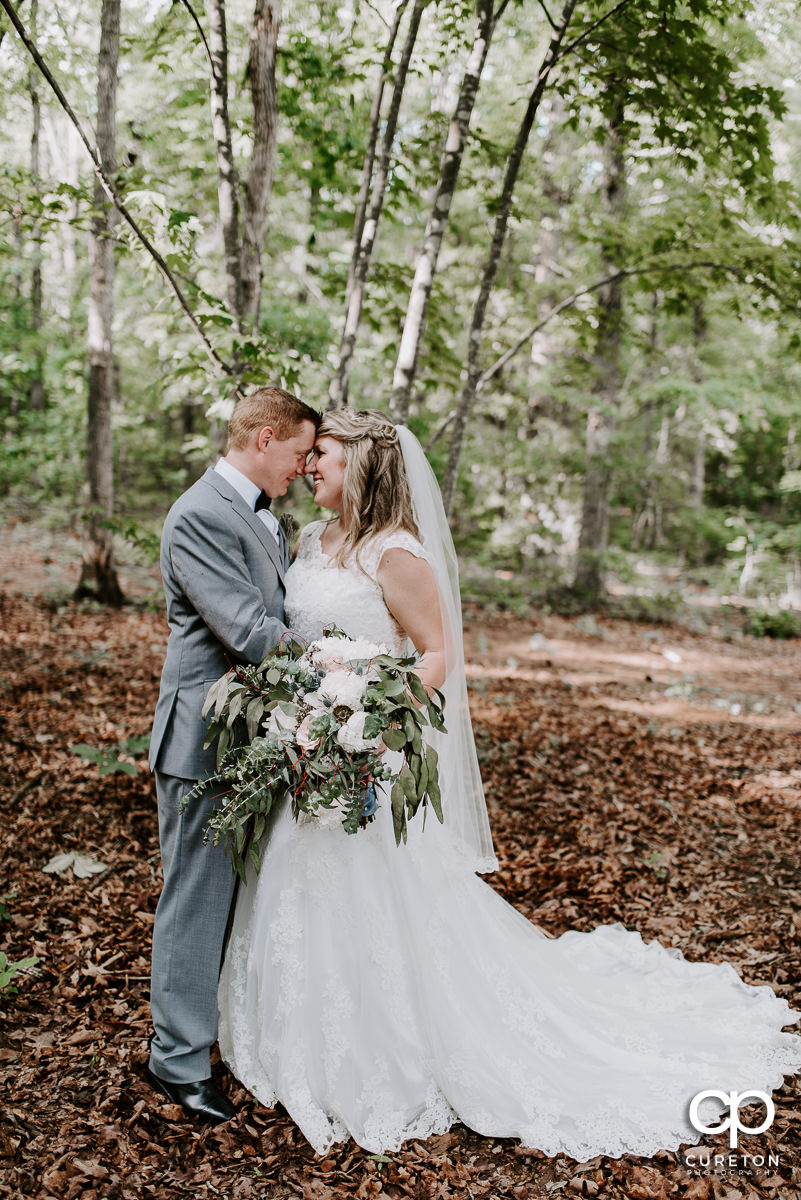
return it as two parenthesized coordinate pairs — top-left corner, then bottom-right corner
(149, 466), (289, 1082)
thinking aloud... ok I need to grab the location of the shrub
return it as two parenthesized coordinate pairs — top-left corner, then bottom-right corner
(746, 610), (801, 639)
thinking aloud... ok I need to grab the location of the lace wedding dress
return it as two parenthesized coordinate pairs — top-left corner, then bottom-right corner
(218, 521), (801, 1159)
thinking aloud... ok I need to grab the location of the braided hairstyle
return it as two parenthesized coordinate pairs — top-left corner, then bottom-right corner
(315, 408), (419, 565)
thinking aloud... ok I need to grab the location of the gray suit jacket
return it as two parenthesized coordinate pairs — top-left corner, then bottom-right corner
(150, 467), (289, 778)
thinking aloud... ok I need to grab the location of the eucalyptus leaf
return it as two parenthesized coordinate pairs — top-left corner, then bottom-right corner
(381, 727), (406, 752)
(391, 779), (406, 845)
(246, 697), (265, 741)
(227, 688), (245, 726)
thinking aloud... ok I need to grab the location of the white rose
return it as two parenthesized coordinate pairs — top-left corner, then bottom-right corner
(296, 713), (321, 753)
(346, 637), (391, 661)
(337, 710), (382, 754)
(318, 669), (366, 712)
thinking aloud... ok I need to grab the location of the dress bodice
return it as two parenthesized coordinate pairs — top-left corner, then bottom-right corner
(285, 521), (427, 654)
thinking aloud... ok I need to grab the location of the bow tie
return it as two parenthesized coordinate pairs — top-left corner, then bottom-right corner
(254, 491), (272, 513)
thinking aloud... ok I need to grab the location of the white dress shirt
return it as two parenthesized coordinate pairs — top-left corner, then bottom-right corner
(214, 458), (281, 547)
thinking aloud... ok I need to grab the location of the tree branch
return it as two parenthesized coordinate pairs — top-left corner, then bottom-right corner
(478, 258), (796, 389)
(0, 0), (231, 376)
(555, 0), (634, 65)
(534, 0), (558, 31)
(177, 0), (214, 72)
(493, 0), (515, 23)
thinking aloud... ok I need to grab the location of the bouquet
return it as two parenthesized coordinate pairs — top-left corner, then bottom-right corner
(185, 627), (446, 879)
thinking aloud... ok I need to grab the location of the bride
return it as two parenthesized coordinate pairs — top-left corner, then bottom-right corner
(218, 407), (801, 1160)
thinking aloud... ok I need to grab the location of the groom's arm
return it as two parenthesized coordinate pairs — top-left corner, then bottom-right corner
(168, 505), (287, 663)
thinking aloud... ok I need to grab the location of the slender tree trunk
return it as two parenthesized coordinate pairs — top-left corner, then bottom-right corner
(29, 0), (45, 413)
(10, 191), (23, 419)
(239, 0), (280, 329)
(329, 0), (424, 410)
(206, 0), (241, 320)
(690, 298), (706, 506)
(76, 0), (123, 606)
(344, 0), (408, 309)
(573, 95), (626, 604)
(440, 0), (578, 513)
(390, 0), (496, 422)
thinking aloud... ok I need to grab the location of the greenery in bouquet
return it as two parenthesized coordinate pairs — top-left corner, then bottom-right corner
(183, 627), (446, 879)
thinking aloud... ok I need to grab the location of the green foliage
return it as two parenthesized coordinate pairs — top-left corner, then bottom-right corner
(189, 628), (446, 878)
(0, 951), (40, 995)
(746, 609), (801, 639)
(102, 517), (161, 565)
(613, 592), (686, 626)
(0, 893), (39, 995)
(1, 0), (801, 618)
(71, 735), (150, 777)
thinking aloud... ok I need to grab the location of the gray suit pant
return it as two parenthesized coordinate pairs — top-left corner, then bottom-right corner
(149, 772), (238, 1083)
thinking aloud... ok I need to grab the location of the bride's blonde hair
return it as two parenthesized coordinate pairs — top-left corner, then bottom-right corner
(316, 408), (419, 565)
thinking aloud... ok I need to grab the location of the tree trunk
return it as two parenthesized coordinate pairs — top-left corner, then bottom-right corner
(76, 0), (123, 606)
(329, 0), (424, 410)
(29, 0), (45, 413)
(390, 0), (496, 423)
(344, 0), (408, 312)
(573, 95), (626, 604)
(239, 0), (280, 329)
(440, 0), (578, 514)
(690, 298), (706, 507)
(206, 0), (241, 321)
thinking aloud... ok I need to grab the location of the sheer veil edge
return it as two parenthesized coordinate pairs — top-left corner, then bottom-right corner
(396, 425), (498, 873)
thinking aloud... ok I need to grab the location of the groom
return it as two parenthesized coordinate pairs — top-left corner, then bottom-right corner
(147, 386), (319, 1125)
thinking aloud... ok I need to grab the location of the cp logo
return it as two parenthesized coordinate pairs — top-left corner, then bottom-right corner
(689, 1089), (775, 1149)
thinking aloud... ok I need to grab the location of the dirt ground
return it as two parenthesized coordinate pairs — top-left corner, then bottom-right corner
(2, 524), (800, 1199)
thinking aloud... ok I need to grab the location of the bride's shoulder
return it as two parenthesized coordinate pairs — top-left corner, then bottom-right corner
(297, 519), (326, 543)
(361, 527), (428, 577)
(293, 519), (327, 559)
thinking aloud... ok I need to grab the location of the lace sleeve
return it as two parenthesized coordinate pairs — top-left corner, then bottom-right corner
(360, 530), (429, 582)
(295, 520), (324, 561)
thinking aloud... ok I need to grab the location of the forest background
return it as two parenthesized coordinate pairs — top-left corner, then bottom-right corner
(4, 4), (801, 1197)
(2, 0), (801, 621)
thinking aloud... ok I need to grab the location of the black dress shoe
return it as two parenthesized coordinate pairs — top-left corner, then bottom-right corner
(146, 1066), (236, 1126)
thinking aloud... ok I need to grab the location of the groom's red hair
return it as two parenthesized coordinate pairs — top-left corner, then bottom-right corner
(226, 386), (320, 451)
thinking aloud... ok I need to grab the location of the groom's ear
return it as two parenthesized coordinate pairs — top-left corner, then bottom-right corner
(256, 426), (274, 452)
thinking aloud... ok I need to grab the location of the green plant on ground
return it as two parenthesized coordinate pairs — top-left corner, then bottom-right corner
(0, 951), (40, 995)
(71, 734), (151, 776)
(746, 610), (801, 639)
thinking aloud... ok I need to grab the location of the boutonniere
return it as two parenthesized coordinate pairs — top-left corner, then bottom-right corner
(278, 513), (299, 555)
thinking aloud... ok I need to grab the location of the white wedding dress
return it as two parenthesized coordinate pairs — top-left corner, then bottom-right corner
(218, 521), (801, 1159)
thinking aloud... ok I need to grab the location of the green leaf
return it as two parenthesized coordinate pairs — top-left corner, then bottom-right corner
(382, 677), (407, 697)
(426, 747), (443, 822)
(427, 775), (443, 823)
(391, 779), (406, 846)
(0, 952), (40, 993)
(249, 840), (261, 873)
(228, 688), (245, 726)
(202, 672), (231, 720)
(98, 758), (137, 777)
(246, 697), (265, 742)
(398, 763), (417, 807)
(381, 727), (406, 752)
(216, 727), (230, 770)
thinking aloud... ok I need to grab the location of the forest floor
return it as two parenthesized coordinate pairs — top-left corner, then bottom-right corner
(2, 524), (801, 1200)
